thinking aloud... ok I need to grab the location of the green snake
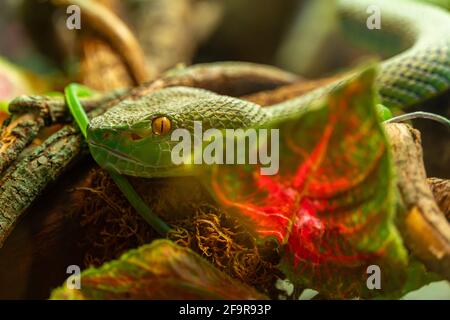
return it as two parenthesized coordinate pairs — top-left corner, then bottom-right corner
(66, 0), (450, 233)
(78, 0), (449, 178)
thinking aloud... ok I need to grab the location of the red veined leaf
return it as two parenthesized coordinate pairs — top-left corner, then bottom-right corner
(50, 240), (267, 300)
(200, 66), (433, 298)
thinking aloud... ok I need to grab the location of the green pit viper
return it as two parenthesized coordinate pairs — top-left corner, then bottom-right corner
(66, 0), (450, 234)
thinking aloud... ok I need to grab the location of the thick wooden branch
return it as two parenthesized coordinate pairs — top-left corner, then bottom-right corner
(0, 113), (44, 175)
(0, 125), (83, 247)
(385, 123), (450, 280)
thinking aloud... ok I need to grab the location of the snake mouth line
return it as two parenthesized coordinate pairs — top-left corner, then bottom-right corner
(88, 140), (146, 166)
(88, 140), (181, 172)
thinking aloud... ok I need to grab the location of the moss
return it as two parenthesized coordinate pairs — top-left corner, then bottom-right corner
(71, 167), (282, 296)
(72, 169), (160, 267)
(168, 206), (282, 294)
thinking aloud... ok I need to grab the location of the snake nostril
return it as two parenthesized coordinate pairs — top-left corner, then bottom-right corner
(130, 133), (144, 141)
(102, 132), (111, 140)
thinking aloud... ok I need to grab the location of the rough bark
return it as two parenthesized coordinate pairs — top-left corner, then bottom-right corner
(0, 113), (44, 175)
(385, 123), (450, 280)
(427, 178), (450, 220)
(0, 125), (83, 247)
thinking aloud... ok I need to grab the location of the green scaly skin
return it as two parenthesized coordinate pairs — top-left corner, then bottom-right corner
(87, 0), (450, 178)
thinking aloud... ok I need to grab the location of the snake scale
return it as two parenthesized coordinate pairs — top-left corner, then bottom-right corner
(83, 0), (450, 178)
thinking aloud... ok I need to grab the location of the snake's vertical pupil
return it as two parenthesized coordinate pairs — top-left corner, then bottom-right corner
(152, 116), (171, 135)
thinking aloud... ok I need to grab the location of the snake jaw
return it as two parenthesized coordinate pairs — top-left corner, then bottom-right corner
(87, 125), (193, 178)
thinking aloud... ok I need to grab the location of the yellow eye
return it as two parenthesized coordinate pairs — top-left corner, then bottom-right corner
(152, 116), (171, 135)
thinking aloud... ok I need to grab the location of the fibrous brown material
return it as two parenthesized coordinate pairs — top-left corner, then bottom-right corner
(71, 168), (281, 295)
(71, 169), (158, 267)
(168, 207), (281, 295)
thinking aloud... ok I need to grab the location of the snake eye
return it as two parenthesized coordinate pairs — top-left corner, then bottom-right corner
(152, 116), (171, 135)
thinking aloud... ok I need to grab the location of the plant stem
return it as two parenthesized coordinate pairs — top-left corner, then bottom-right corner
(384, 111), (450, 128)
(65, 83), (171, 236)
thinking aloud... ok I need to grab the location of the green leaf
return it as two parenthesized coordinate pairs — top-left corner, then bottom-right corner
(401, 281), (450, 300)
(200, 66), (432, 298)
(50, 240), (267, 300)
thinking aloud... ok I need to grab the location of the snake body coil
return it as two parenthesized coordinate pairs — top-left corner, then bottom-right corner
(268, 0), (450, 122)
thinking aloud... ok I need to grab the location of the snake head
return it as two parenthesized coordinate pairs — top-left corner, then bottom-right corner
(87, 86), (266, 178)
